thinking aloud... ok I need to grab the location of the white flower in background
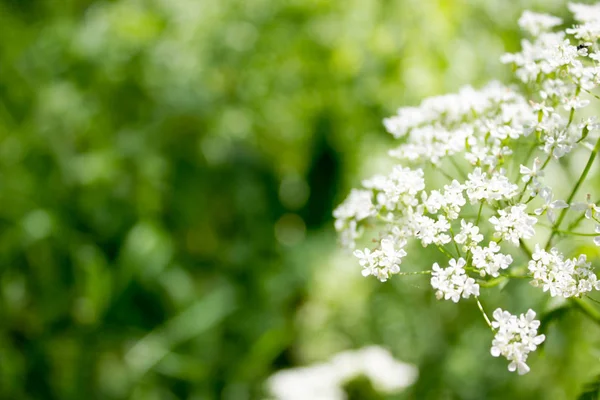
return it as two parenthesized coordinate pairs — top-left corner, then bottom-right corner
(489, 205), (537, 244)
(528, 245), (600, 297)
(454, 219), (484, 251)
(331, 347), (419, 394)
(472, 242), (513, 277)
(534, 188), (568, 223)
(595, 225), (600, 246)
(491, 308), (546, 375)
(431, 258), (480, 302)
(530, 101), (554, 118)
(571, 194), (600, 219)
(518, 11), (562, 36)
(266, 346), (418, 400)
(562, 96), (590, 111)
(267, 364), (344, 400)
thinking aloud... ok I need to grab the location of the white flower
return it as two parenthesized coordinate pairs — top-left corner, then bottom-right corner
(363, 166), (425, 210)
(528, 245), (600, 297)
(465, 168), (519, 204)
(414, 215), (451, 247)
(333, 189), (375, 222)
(333, 189), (375, 248)
(518, 10), (562, 37)
(471, 242), (513, 277)
(267, 346), (418, 400)
(490, 308), (546, 375)
(489, 204), (537, 245)
(533, 188), (568, 223)
(454, 219), (484, 252)
(441, 180), (466, 219)
(571, 193), (600, 219)
(430, 258), (479, 302)
(562, 96), (590, 110)
(595, 225), (600, 246)
(519, 157), (544, 183)
(530, 101), (554, 118)
(354, 238), (407, 282)
(421, 180), (465, 220)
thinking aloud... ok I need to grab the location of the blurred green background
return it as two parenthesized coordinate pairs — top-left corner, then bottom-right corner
(1, 0), (600, 399)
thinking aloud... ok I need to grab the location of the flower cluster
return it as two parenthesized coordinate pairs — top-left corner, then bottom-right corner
(472, 242), (513, 278)
(489, 204), (537, 245)
(490, 309), (546, 375)
(334, 3), (600, 375)
(354, 238), (407, 282)
(528, 245), (600, 297)
(431, 258), (480, 302)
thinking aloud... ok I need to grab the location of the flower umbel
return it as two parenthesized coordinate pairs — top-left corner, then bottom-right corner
(335, 2), (600, 376)
(491, 309), (546, 375)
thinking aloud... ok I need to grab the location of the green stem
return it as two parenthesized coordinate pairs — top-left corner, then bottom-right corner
(545, 135), (600, 249)
(567, 197), (600, 231)
(579, 86), (600, 102)
(449, 226), (462, 258)
(436, 245), (455, 259)
(552, 230), (598, 237)
(475, 297), (494, 331)
(475, 203), (484, 226)
(397, 270), (432, 276)
(519, 239), (533, 259)
(478, 276), (508, 288)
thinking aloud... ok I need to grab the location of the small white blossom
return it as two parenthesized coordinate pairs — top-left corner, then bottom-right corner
(489, 204), (537, 244)
(562, 96), (590, 110)
(519, 157), (544, 183)
(465, 168), (519, 204)
(354, 238), (408, 282)
(334, 189), (375, 248)
(414, 215), (451, 247)
(490, 308), (546, 375)
(518, 11), (562, 37)
(430, 258), (480, 302)
(471, 242), (513, 277)
(533, 188), (568, 223)
(454, 219), (484, 252)
(571, 193), (600, 219)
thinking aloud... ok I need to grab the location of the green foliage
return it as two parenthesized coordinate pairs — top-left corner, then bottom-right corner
(0, 0), (599, 399)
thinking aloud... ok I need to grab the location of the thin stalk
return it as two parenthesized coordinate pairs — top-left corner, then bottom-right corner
(449, 226), (462, 258)
(475, 203), (484, 226)
(475, 297), (494, 331)
(397, 270), (432, 276)
(436, 245), (455, 260)
(519, 239), (533, 259)
(552, 230), (597, 237)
